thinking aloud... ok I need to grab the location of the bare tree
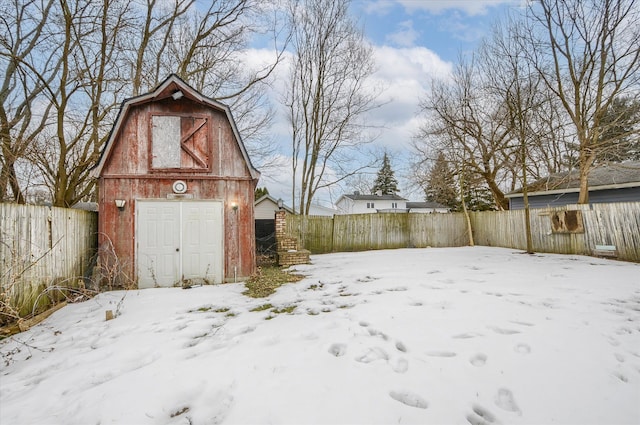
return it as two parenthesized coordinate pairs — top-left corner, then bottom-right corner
(0, 0), (57, 203)
(3, 0), (286, 206)
(27, 0), (132, 207)
(416, 54), (516, 211)
(124, 0), (286, 171)
(285, 0), (381, 215)
(482, 19), (549, 252)
(125, 0), (192, 97)
(524, 0), (640, 203)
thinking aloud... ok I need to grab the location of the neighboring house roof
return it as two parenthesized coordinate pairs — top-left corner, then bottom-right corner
(406, 201), (448, 210)
(254, 194), (294, 214)
(506, 161), (640, 198)
(90, 74), (259, 180)
(337, 193), (407, 203)
(307, 203), (337, 216)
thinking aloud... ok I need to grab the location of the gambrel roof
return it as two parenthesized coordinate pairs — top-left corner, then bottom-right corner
(90, 74), (259, 180)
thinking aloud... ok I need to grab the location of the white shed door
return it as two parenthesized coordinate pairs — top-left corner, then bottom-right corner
(137, 201), (223, 288)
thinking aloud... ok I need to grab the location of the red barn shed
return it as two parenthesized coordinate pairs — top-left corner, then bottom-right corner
(91, 75), (259, 288)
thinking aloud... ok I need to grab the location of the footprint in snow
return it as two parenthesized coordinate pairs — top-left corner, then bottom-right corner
(386, 286), (408, 292)
(328, 343), (347, 357)
(470, 353), (487, 367)
(488, 326), (521, 335)
(355, 347), (389, 363)
(510, 320), (535, 327)
(425, 351), (457, 358)
(466, 404), (500, 425)
(452, 332), (483, 339)
(207, 391), (234, 425)
(356, 275), (378, 283)
(494, 388), (521, 414)
(612, 371), (628, 383)
(392, 358), (409, 374)
(319, 279), (343, 285)
(367, 327), (389, 341)
(514, 343), (531, 354)
(395, 341), (407, 353)
(389, 390), (428, 409)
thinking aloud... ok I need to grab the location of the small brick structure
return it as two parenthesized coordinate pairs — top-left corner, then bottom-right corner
(275, 210), (310, 267)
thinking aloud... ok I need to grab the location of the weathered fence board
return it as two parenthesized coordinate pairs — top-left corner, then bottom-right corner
(286, 215), (334, 254)
(283, 202), (640, 262)
(469, 203), (640, 261)
(409, 212), (468, 248)
(333, 213), (409, 252)
(1, 204), (98, 318)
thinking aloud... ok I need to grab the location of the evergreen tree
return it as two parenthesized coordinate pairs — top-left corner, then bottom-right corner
(462, 187), (496, 211)
(598, 97), (640, 162)
(372, 153), (399, 195)
(255, 187), (269, 199)
(424, 152), (458, 208)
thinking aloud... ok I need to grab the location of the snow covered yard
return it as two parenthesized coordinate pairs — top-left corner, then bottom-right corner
(1, 246), (639, 425)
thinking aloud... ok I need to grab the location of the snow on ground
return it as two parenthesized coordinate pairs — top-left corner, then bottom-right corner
(1, 247), (639, 425)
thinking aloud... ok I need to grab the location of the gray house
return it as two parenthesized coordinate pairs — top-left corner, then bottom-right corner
(506, 162), (640, 209)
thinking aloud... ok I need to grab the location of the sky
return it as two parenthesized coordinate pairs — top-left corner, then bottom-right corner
(2, 247), (639, 424)
(256, 0), (529, 208)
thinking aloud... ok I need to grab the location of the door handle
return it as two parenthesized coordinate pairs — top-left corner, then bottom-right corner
(176, 248), (180, 252)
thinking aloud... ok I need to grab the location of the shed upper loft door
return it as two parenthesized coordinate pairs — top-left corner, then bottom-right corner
(136, 201), (223, 288)
(150, 114), (211, 171)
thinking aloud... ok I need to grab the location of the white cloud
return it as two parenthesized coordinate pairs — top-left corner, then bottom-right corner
(367, 45), (452, 142)
(397, 0), (522, 16)
(436, 10), (490, 43)
(386, 20), (420, 47)
(241, 44), (453, 205)
(361, 0), (396, 15)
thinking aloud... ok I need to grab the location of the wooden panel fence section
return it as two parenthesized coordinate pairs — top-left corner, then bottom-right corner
(283, 202), (640, 262)
(0, 204), (98, 317)
(286, 215), (334, 254)
(582, 202), (640, 261)
(333, 213), (409, 252)
(470, 202), (640, 261)
(408, 212), (468, 248)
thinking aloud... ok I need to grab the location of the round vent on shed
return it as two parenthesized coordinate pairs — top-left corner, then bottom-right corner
(172, 180), (187, 194)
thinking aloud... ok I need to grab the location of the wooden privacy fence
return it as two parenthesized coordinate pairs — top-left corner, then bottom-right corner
(285, 202), (640, 262)
(470, 202), (640, 261)
(0, 203), (98, 319)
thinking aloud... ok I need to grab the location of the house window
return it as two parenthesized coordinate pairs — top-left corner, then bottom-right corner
(367, 202), (375, 209)
(392, 202), (398, 208)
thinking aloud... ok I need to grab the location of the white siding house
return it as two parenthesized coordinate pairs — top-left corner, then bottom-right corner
(254, 194), (293, 219)
(255, 195), (336, 217)
(335, 192), (407, 214)
(307, 203), (337, 216)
